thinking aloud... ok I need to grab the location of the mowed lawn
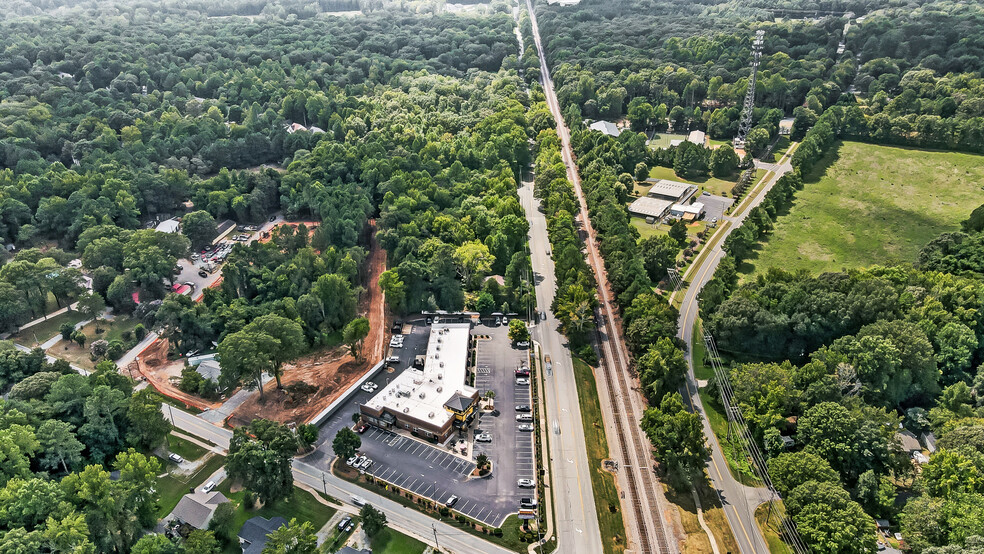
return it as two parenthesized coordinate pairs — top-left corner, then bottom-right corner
(743, 141), (984, 276)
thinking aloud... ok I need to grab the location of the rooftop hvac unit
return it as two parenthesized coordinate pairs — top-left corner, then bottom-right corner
(419, 392), (426, 399)
(436, 386), (443, 393)
(440, 362), (445, 368)
(436, 345), (441, 351)
(438, 373), (443, 380)
(428, 412), (435, 419)
(437, 337), (442, 343)
(435, 353), (439, 359)
(403, 407), (409, 413)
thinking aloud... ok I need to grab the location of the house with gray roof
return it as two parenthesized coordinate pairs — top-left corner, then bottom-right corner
(169, 491), (229, 530)
(238, 516), (288, 554)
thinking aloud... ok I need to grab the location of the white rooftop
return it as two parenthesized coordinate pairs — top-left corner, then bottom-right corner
(589, 120), (621, 137)
(628, 196), (674, 218)
(363, 323), (475, 428)
(645, 179), (697, 201)
(156, 218), (180, 233)
(671, 202), (704, 215)
(687, 130), (706, 145)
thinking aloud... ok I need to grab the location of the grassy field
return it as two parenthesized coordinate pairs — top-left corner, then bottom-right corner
(572, 358), (627, 554)
(156, 453), (226, 518)
(370, 527), (428, 554)
(216, 480), (335, 554)
(755, 502), (794, 554)
(667, 480), (740, 554)
(46, 316), (139, 370)
(646, 166), (740, 198)
(742, 141), (984, 277)
(10, 310), (86, 346)
(648, 133), (689, 149)
(165, 433), (209, 462)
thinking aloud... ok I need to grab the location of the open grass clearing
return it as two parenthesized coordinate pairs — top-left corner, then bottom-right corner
(10, 310), (86, 346)
(572, 358), (627, 554)
(156, 453), (226, 519)
(164, 433), (209, 462)
(46, 316), (140, 370)
(742, 141), (984, 277)
(648, 133), (689, 149)
(643, 166), (764, 199)
(215, 480), (335, 554)
(370, 526), (428, 554)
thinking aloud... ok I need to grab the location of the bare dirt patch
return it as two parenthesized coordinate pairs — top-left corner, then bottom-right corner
(133, 338), (221, 411)
(227, 219), (388, 427)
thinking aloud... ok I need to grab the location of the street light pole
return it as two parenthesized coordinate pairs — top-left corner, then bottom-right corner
(432, 523), (440, 552)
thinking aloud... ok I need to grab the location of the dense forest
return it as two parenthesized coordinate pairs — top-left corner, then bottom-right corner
(0, 2), (537, 548)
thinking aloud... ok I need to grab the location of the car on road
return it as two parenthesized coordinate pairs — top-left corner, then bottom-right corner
(516, 404), (531, 412)
(516, 341), (530, 348)
(445, 495), (459, 508)
(198, 270), (209, 278)
(269, 215), (277, 222)
(518, 478), (535, 488)
(540, 311), (547, 320)
(168, 453), (184, 463)
(476, 433), (492, 442)
(425, 317), (432, 325)
(351, 495), (366, 507)
(516, 413), (533, 422)
(702, 190), (710, 196)
(516, 377), (530, 385)
(360, 381), (378, 393)
(386, 355), (400, 363)
(544, 355), (552, 372)
(518, 423), (534, 432)
(201, 481), (216, 493)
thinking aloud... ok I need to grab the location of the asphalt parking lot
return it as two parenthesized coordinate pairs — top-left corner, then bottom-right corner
(306, 317), (536, 527)
(699, 193), (734, 222)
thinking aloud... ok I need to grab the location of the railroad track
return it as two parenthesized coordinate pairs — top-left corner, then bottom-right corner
(523, 0), (677, 551)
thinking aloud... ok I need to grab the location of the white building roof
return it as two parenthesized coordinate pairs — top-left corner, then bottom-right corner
(363, 323), (476, 429)
(671, 202), (704, 215)
(155, 218), (180, 234)
(628, 197), (673, 218)
(645, 179), (697, 202)
(589, 120), (621, 137)
(687, 130), (706, 145)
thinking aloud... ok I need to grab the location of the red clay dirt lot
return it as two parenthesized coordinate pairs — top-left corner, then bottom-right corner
(133, 337), (222, 411)
(227, 220), (388, 427)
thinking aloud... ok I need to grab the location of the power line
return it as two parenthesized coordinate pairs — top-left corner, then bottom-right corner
(701, 328), (812, 554)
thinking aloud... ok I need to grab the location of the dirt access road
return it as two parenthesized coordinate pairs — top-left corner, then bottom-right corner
(228, 219), (387, 426)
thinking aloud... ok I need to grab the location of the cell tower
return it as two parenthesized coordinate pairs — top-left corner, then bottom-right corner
(733, 30), (766, 150)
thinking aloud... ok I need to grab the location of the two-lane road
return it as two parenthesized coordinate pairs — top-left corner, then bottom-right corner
(676, 152), (797, 554)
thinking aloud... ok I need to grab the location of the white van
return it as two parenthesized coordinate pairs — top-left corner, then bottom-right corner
(351, 495), (367, 507)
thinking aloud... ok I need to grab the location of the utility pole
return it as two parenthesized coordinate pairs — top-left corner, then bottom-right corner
(432, 523), (440, 552)
(322, 472), (328, 496)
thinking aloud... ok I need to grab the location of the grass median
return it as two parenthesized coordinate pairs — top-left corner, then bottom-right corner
(572, 358), (626, 554)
